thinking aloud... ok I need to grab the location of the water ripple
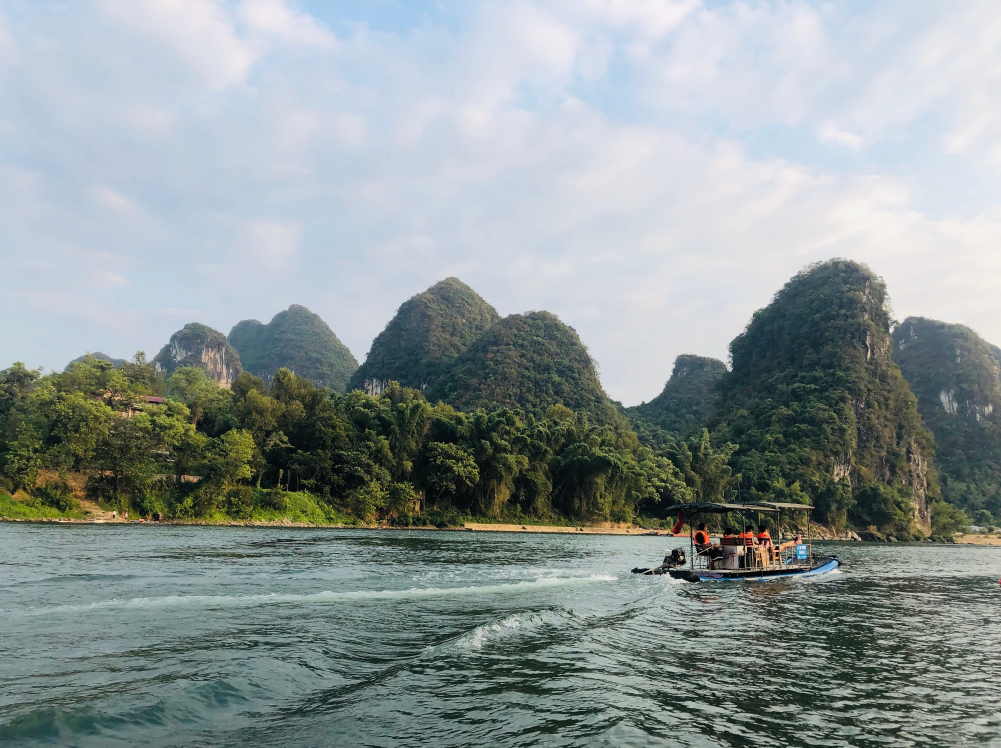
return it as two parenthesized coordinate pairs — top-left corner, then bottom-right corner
(1, 526), (1000, 748)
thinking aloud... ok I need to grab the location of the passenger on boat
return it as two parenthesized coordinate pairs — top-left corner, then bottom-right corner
(738, 528), (758, 543)
(694, 523), (724, 567)
(755, 525), (773, 547)
(693, 524), (711, 548)
(776, 533), (803, 552)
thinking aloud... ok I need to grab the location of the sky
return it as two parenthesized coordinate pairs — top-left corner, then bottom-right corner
(1, 0), (1001, 406)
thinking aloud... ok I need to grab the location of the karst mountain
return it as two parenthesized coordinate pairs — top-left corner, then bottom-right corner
(626, 355), (727, 443)
(347, 277), (500, 393)
(229, 305), (358, 392)
(153, 323), (243, 389)
(711, 259), (936, 533)
(428, 310), (627, 428)
(893, 317), (1001, 522)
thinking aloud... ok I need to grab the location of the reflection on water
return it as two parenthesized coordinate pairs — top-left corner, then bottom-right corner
(1, 524), (999, 747)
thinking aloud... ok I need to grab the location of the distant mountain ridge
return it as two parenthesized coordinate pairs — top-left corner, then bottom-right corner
(66, 352), (126, 371)
(229, 305), (357, 392)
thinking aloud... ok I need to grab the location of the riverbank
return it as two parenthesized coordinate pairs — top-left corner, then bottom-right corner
(462, 522), (654, 535)
(954, 533), (1001, 546)
(0, 512), (671, 535)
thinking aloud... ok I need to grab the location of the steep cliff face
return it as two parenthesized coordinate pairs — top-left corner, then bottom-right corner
(228, 305), (358, 392)
(154, 323), (243, 389)
(712, 259), (936, 535)
(347, 277), (500, 393)
(893, 317), (1001, 520)
(626, 355), (726, 442)
(427, 311), (627, 428)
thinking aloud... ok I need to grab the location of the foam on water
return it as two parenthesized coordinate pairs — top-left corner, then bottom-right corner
(2, 574), (618, 618)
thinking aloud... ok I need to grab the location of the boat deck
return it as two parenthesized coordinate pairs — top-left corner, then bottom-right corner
(669, 556), (840, 582)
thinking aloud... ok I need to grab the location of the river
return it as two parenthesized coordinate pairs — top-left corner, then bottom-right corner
(1, 524), (999, 747)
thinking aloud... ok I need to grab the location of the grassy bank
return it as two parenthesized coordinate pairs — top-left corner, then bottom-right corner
(0, 491), (86, 521)
(180, 490), (355, 526)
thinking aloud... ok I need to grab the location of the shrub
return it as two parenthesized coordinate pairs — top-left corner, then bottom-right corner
(35, 480), (79, 512)
(347, 483), (386, 522)
(423, 508), (462, 528)
(259, 488), (290, 512)
(226, 486), (254, 519)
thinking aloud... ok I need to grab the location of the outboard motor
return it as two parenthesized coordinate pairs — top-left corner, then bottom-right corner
(631, 547), (687, 575)
(663, 548), (686, 569)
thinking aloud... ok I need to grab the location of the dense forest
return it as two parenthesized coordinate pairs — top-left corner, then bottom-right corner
(0, 355), (731, 528)
(1, 259), (993, 538)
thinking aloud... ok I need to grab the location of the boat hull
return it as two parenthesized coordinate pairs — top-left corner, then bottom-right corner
(668, 556), (840, 583)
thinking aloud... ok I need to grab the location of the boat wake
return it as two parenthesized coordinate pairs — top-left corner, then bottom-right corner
(3, 575), (618, 617)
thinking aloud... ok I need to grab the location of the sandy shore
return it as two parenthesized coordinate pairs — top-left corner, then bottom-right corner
(954, 534), (1001, 546)
(0, 514), (673, 534)
(462, 522), (666, 536)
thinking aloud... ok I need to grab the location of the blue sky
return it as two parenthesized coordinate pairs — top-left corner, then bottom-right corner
(2, 0), (1001, 405)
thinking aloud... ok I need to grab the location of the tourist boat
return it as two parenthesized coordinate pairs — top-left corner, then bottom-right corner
(631, 501), (840, 582)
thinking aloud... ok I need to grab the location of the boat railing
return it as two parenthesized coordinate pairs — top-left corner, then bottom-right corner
(693, 536), (812, 571)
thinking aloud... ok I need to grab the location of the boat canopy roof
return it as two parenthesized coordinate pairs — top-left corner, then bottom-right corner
(748, 501), (814, 511)
(665, 501), (813, 514)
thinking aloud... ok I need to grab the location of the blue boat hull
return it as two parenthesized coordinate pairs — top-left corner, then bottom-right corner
(669, 556), (840, 583)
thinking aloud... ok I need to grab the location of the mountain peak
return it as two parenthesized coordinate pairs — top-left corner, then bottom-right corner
(347, 278), (500, 392)
(228, 305), (357, 392)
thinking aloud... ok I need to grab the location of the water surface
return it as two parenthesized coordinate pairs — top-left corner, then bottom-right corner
(1, 524), (999, 747)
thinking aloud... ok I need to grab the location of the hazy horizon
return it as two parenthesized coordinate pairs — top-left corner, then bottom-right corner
(3, 1), (1000, 406)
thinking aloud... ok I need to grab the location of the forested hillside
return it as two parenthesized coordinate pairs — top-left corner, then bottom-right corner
(428, 311), (627, 429)
(711, 259), (938, 536)
(347, 278), (499, 392)
(626, 355), (727, 444)
(229, 305), (358, 392)
(893, 317), (1001, 524)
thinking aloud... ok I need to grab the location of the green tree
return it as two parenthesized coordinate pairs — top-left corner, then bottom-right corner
(167, 366), (231, 429)
(418, 442), (480, 508)
(209, 430), (255, 489)
(668, 429), (739, 503)
(96, 414), (159, 508)
(930, 500), (971, 538)
(5, 425), (43, 492)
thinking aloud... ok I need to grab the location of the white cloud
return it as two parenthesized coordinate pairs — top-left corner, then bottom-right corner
(3, 0), (1001, 402)
(94, 0), (257, 88)
(816, 123), (864, 150)
(89, 185), (140, 214)
(237, 0), (336, 49)
(560, 0), (698, 39)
